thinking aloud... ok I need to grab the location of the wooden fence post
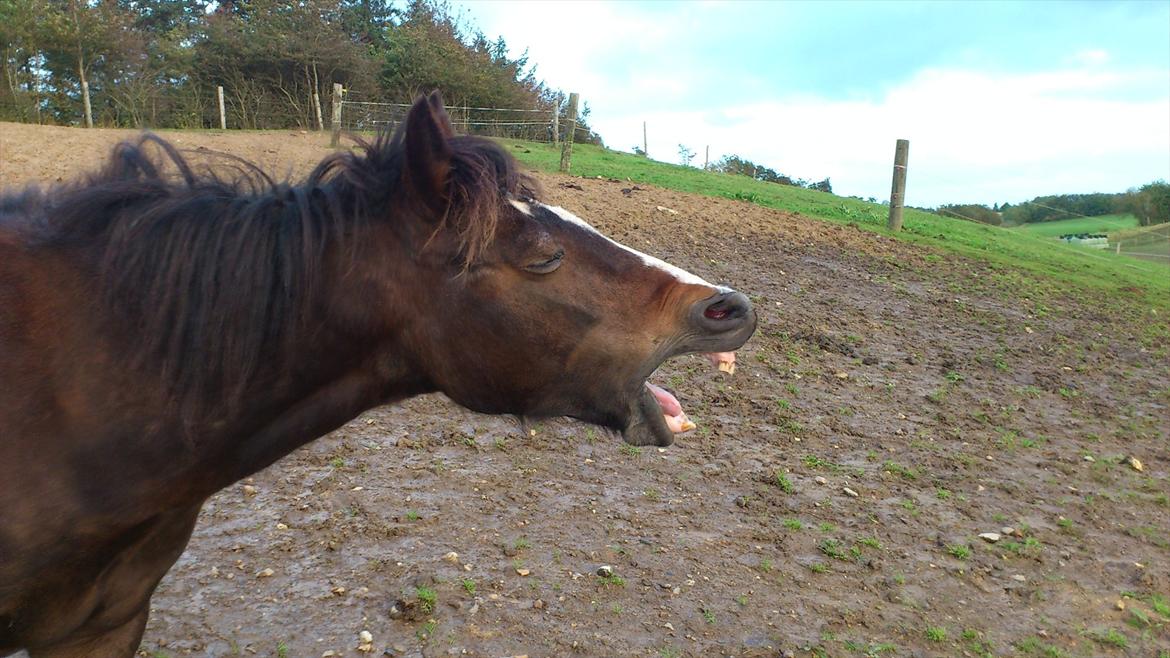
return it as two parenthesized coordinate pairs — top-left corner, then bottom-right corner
(216, 86), (226, 130)
(330, 83), (343, 147)
(643, 121), (648, 157)
(887, 139), (909, 232)
(704, 145), (709, 170)
(559, 92), (579, 173)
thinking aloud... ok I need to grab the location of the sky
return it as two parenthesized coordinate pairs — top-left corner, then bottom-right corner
(454, 0), (1170, 208)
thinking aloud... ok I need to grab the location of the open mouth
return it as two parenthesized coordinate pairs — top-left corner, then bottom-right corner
(622, 351), (738, 447)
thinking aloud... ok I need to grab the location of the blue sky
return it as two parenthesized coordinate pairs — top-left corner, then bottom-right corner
(455, 0), (1170, 207)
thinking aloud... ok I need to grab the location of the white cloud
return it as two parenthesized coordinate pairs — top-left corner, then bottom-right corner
(1069, 49), (1111, 66)
(595, 66), (1170, 206)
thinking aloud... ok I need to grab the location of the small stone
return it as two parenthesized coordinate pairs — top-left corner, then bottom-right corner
(1011, 574), (1026, 582)
(516, 568), (530, 576)
(443, 551), (460, 564)
(242, 484), (257, 496)
(978, 532), (1001, 543)
(735, 496), (750, 508)
(275, 522), (288, 530)
(663, 622), (674, 631)
(814, 476), (827, 485)
(331, 586), (346, 596)
(596, 565), (614, 577)
(357, 630), (373, 653)
(783, 651), (796, 658)
(1128, 456), (1143, 472)
(1000, 527), (1016, 536)
(1115, 600), (1126, 610)
(256, 568), (274, 578)
(1083, 455), (1095, 462)
(843, 487), (859, 497)
(533, 599), (544, 609)
(322, 651), (337, 657)
(835, 371), (849, 379)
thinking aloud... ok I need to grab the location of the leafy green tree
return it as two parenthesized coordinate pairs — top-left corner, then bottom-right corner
(1127, 181), (1170, 227)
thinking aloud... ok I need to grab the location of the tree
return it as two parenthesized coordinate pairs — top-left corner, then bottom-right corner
(1127, 181), (1170, 227)
(678, 144), (695, 167)
(936, 204), (1002, 226)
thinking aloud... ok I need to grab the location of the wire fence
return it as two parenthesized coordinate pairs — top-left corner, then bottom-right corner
(1111, 222), (1170, 263)
(339, 92), (559, 142)
(0, 87), (571, 140)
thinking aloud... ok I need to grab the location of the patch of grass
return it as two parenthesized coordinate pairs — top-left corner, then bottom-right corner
(414, 586), (437, 614)
(461, 578), (476, 596)
(783, 518), (804, 530)
(701, 607), (716, 624)
(513, 537), (531, 551)
(328, 456), (344, 468)
(882, 460), (918, 480)
(1085, 627), (1127, 648)
(936, 488), (952, 500)
(760, 558), (774, 572)
(276, 641), (289, 658)
(597, 572), (626, 587)
(1015, 213), (1139, 237)
(858, 537), (882, 549)
(774, 471), (795, 493)
(819, 539), (847, 560)
(809, 562), (829, 573)
(1016, 636), (1069, 657)
(818, 522), (836, 532)
(947, 544), (972, 560)
(405, 510), (420, 521)
(925, 626), (947, 642)
(619, 443), (642, 457)
(1150, 593), (1169, 618)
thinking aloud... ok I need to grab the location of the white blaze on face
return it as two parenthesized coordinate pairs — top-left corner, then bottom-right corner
(538, 202), (724, 292)
(508, 198), (534, 216)
(536, 201), (739, 436)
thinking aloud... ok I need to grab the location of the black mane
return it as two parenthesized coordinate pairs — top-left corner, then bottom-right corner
(2, 130), (536, 422)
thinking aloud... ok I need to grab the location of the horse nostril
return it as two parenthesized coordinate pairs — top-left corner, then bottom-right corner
(695, 291), (753, 329)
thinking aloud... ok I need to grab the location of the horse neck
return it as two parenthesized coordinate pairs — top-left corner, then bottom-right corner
(186, 233), (432, 497)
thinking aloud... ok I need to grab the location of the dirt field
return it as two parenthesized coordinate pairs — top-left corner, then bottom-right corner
(3, 123), (1168, 658)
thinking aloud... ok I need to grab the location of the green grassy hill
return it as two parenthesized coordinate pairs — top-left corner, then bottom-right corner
(1014, 213), (1139, 238)
(501, 140), (1169, 312)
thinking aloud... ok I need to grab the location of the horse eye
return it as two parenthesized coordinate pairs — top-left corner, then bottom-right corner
(524, 250), (563, 274)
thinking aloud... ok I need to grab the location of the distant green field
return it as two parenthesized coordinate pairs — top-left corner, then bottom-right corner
(1014, 214), (1139, 238)
(498, 139), (1169, 311)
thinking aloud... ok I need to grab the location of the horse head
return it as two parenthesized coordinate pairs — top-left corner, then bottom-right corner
(345, 93), (756, 446)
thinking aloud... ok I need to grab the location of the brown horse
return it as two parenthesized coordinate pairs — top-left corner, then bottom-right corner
(0, 92), (755, 657)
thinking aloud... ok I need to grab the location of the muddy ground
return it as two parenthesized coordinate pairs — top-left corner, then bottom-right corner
(2, 123), (1168, 658)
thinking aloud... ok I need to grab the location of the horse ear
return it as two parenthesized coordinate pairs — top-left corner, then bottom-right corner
(402, 91), (454, 213)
